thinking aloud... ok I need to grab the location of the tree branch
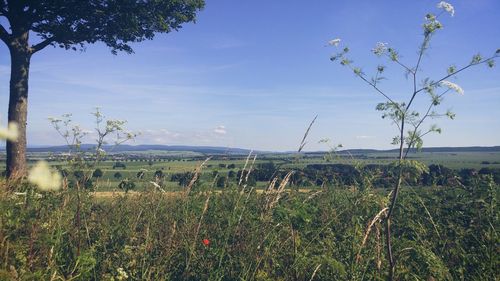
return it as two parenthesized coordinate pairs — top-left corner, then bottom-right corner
(346, 64), (400, 107)
(30, 36), (57, 53)
(385, 54), (414, 75)
(415, 55), (498, 96)
(0, 23), (10, 44)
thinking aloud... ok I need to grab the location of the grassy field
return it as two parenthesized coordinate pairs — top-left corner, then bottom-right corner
(1, 181), (498, 280)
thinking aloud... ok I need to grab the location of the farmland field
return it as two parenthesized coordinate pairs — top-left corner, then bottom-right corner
(3, 149), (499, 191)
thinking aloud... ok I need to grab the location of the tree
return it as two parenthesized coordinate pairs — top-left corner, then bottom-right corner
(154, 170), (164, 180)
(73, 170), (84, 180)
(113, 162), (126, 169)
(113, 172), (122, 180)
(92, 168), (103, 179)
(216, 176), (226, 188)
(0, 0), (205, 177)
(118, 179), (135, 193)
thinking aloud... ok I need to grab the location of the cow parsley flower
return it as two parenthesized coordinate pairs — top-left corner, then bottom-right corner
(28, 161), (62, 191)
(372, 42), (388, 56)
(437, 1), (455, 16)
(328, 38), (341, 47)
(440, 80), (464, 95)
(0, 122), (19, 141)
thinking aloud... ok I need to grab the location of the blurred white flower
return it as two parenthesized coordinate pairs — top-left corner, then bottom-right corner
(28, 161), (62, 191)
(440, 80), (464, 95)
(372, 42), (388, 56)
(0, 122), (19, 141)
(437, 1), (454, 16)
(328, 38), (341, 47)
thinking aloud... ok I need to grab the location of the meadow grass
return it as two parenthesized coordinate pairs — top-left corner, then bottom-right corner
(1, 176), (498, 280)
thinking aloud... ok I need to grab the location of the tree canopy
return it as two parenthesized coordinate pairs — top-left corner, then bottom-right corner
(0, 0), (205, 54)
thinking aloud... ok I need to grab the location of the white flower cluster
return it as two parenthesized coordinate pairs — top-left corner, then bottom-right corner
(328, 38), (341, 47)
(440, 80), (464, 95)
(0, 121), (19, 141)
(116, 267), (129, 280)
(372, 42), (388, 56)
(437, 1), (455, 16)
(28, 161), (62, 191)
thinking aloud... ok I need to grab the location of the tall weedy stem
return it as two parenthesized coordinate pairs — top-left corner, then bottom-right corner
(329, 2), (499, 279)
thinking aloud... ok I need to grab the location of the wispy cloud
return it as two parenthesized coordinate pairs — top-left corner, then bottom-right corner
(130, 125), (229, 145)
(213, 125), (227, 135)
(356, 135), (376, 139)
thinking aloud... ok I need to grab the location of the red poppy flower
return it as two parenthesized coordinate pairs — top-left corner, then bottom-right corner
(202, 239), (210, 246)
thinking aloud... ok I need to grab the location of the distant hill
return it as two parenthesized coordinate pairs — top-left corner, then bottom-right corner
(24, 144), (254, 155)
(1, 144), (498, 155)
(306, 146), (500, 155)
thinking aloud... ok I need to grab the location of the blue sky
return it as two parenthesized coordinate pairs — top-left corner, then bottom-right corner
(1, 0), (499, 151)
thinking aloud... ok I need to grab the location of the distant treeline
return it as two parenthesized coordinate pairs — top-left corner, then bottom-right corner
(295, 163), (500, 189)
(166, 162), (500, 189)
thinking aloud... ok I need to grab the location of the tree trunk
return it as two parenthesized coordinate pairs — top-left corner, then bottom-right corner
(6, 32), (31, 178)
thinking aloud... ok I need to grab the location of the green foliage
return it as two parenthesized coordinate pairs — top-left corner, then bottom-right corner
(1, 181), (498, 280)
(118, 179), (136, 193)
(216, 176), (226, 188)
(92, 168), (103, 178)
(0, 0), (205, 54)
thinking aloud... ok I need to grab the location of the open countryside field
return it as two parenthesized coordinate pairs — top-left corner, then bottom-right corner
(2, 149), (500, 192)
(1, 1), (500, 280)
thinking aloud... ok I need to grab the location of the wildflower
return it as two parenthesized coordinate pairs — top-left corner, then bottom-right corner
(440, 80), (464, 95)
(423, 19), (442, 35)
(28, 161), (62, 191)
(372, 42), (388, 56)
(202, 238), (210, 246)
(0, 122), (18, 141)
(437, 1), (455, 16)
(327, 38), (341, 47)
(116, 267), (129, 280)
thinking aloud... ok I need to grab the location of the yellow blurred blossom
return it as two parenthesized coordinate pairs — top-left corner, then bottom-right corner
(28, 161), (62, 191)
(116, 268), (129, 280)
(0, 122), (19, 141)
